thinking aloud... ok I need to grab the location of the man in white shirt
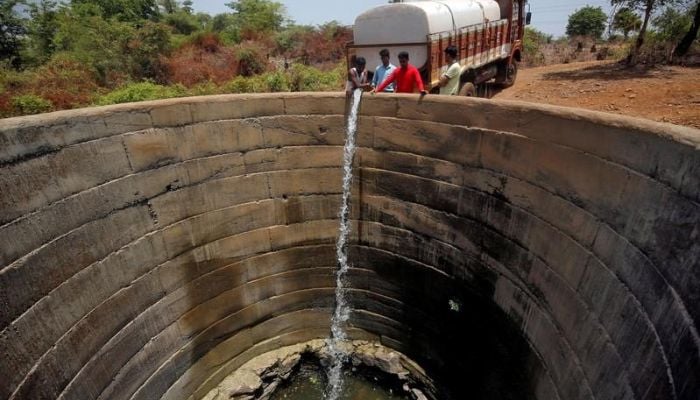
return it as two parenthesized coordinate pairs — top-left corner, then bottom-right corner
(439, 45), (461, 95)
(371, 48), (396, 93)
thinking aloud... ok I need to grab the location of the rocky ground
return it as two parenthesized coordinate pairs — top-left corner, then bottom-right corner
(492, 60), (700, 129)
(202, 340), (434, 400)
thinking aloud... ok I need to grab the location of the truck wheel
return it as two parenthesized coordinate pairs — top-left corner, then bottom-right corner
(496, 61), (518, 88)
(459, 82), (476, 97)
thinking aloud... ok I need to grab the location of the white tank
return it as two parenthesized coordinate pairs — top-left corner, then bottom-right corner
(354, 0), (502, 45)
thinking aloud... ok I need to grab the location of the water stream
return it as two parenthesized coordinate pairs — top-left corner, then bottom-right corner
(325, 88), (363, 400)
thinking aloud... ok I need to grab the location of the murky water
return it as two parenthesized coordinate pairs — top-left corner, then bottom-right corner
(269, 367), (410, 400)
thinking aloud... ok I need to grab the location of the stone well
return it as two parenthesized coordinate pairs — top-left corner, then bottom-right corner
(0, 93), (698, 400)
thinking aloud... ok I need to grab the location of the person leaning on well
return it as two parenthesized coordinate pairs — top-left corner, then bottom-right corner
(346, 56), (371, 97)
(371, 48), (396, 93)
(371, 51), (427, 95)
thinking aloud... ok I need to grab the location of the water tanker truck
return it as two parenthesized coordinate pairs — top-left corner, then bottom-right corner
(347, 0), (531, 96)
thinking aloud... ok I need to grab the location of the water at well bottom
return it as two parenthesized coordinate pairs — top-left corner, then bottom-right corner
(269, 367), (410, 400)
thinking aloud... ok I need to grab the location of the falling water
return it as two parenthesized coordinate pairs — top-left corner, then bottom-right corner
(325, 88), (363, 400)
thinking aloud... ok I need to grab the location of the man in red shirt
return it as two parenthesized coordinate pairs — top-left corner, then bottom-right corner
(371, 51), (427, 95)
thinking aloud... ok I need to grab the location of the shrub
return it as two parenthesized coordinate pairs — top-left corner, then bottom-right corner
(11, 94), (52, 115)
(164, 11), (200, 35)
(288, 63), (343, 91)
(161, 32), (238, 86)
(276, 22), (352, 65)
(0, 93), (11, 118)
(30, 56), (99, 109)
(523, 27), (552, 66)
(187, 81), (220, 96)
(127, 21), (172, 80)
(189, 32), (223, 52)
(0, 62), (32, 89)
(235, 42), (270, 76)
(53, 7), (136, 86)
(96, 81), (185, 105)
(265, 71), (288, 92)
(222, 76), (252, 93)
(223, 75), (267, 93)
(0, 64), (35, 117)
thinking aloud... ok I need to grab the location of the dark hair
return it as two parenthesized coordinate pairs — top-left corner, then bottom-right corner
(379, 48), (390, 57)
(444, 45), (458, 58)
(398, 51), (409, 60)
(355, 56), (366, 66)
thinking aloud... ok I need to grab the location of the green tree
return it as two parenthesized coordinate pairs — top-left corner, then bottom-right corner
(0, 0), (27, 69)
(24, 0), (60, 65)
(128, 21), (172, 79)
(165, 10), (200, 34)
(612, 7), (642, 38)
(182, 0), (193, 14)
(158, 0), (177, 14)
(274, 24), (313, 55)
(566, 6), (608, 38)
(226, 0), (286, 35)
(70, 0), (160, 23)
(54, 3), (136, 84)
(211, 13), (231, 32)
(611, 0), (681, 64)
(193, 12), (211, 29)
(653, 5), (692, 41)
(210, 13), (240, 43)
(674, 0), (699, 57)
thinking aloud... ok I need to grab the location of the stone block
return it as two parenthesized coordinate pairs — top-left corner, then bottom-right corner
(267, 167), (342, 199)
(0, 233), (168, 397)
(122, 121), (260, 173)
(243, 146), (342, 175)
(0, 136), (131, 224)
(0, 107), (140, 166)
(268, 220), (337, 250)
(283, 93), (345, 116)
(100, 108), (153, 135)
(32, 275), (165, 400)
(0, 205), (154, 331)
(150, 173), (270, 227)
(150, 103), (193, 127)
(189, 95), (285, 123)
(358, 148), (464, 187)
(259, 115), (345, 147)
(359, 95), (398, 118)
(373, 118), (482, 167)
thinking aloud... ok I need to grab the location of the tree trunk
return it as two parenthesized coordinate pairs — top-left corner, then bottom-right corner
(673, 1), (700, 58)
(629, 0), (654, 65)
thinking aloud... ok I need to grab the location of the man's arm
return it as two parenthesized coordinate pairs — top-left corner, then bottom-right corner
(371, 67), (379, 87)
(438, 64), (459, 87)
(375, 69), (396, 93)
(350, 69), (364, 88)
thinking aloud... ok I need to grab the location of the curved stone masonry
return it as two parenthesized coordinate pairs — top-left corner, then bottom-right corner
(0, 93), (698, 400)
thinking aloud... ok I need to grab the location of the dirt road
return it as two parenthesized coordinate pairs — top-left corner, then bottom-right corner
(492, 60), (700, 129)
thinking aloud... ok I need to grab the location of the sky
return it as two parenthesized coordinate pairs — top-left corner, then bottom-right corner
(191, 0), (615, 37)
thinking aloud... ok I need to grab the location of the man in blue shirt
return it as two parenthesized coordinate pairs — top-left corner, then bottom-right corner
(371, 49), (396, 93)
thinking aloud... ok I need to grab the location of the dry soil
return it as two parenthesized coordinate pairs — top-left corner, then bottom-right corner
(492, 60), (700, 129)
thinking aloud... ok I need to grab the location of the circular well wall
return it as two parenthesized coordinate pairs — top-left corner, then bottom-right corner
(0, 93), (698, 400)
